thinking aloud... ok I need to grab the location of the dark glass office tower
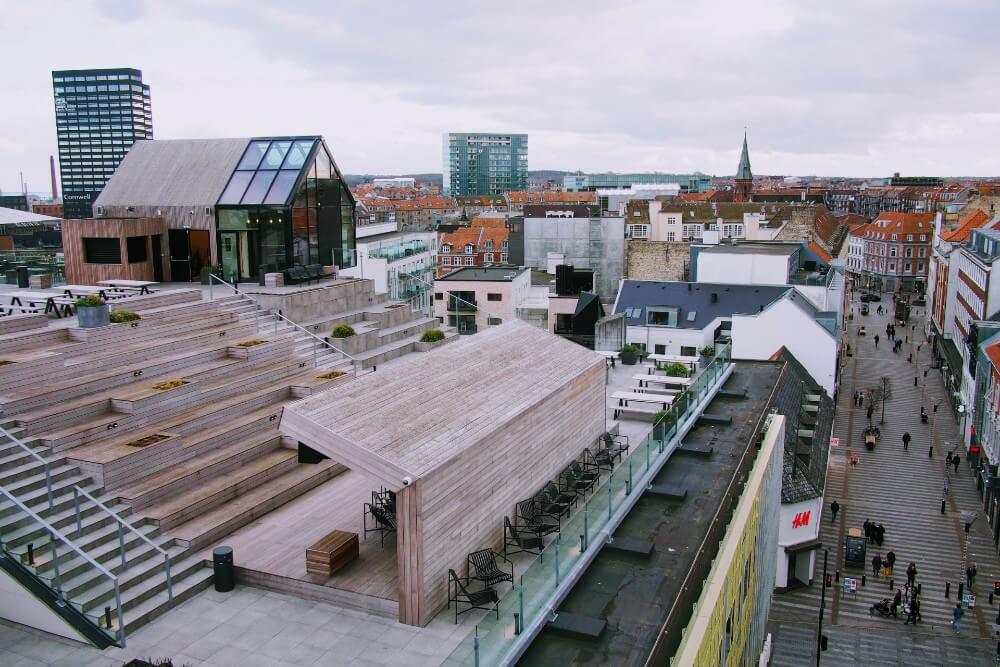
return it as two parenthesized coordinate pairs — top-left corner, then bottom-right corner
(442, 133), (528, 196)
(52, 68), (153, 218)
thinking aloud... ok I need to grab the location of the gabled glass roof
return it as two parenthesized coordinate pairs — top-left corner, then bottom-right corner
(218, 137), (319, 206)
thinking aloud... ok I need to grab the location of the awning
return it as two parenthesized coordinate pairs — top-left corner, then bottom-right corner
(784, 539), (823, 554)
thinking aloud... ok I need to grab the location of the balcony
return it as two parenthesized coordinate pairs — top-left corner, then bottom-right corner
(368, 240), (430, 262)
(447, 296), (477, 312)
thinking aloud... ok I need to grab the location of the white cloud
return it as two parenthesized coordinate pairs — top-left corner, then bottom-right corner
(1, 0), (998, 194)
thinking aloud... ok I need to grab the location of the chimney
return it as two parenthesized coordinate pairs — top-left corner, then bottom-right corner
(50, 156), (59, 201)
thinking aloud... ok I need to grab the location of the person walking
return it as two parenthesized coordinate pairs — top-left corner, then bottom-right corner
(904, 598), (919, 625)
(902, 431), (911, 450)
(874, 334), (880, 349)
(864, 519), (872, 543)
(892, 588), (902, 618)
(867, 404), (874, 422)
(947, 451), (953, 466)
(953, 454), (961, 473)
(872, 553), (883, 577)
(877, 523), (885, 545)
(906, 562), (918, 587)
(886, 550), (896, 574)
(967, 563), (977, 589)
(952, 602), (964, 633)
(830, 500), (840, 523)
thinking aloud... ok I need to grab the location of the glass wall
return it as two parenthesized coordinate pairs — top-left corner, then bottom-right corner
(215, 137), (356, 279)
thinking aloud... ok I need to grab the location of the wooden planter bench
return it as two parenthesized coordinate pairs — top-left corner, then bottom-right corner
(306, 530), (359, 577)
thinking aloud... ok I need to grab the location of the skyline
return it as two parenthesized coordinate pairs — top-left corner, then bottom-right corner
(2, 0), (1000, 195)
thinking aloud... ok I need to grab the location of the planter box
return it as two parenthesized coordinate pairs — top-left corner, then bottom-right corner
(29, 274), (51, 289)
(416, 335), (456, 353)
(77, 304), (110, 329)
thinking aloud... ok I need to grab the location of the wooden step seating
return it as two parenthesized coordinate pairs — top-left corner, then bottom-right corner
(108, 288), (203, 313)
(0, 313), (48, 335)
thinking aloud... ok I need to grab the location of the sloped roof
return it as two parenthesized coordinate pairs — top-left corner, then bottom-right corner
(279, 321), (604, 489)
(95, 138), (250, 207)
(614, 280), (791, 329)
(941, 209), (989, 242)
(0, 206), (60, 227)
(736, 133), (753, 181)
(808, 240), (832, 263)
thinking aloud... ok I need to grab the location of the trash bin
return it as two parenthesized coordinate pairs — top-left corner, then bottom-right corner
(258, 265), (267, 287)
(16, 266), (29, 288)
(213, 546), (234, 592)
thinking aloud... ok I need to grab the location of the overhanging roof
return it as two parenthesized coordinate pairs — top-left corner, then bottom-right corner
(0, 207), (61, 227)
(280, 321), (605, 490)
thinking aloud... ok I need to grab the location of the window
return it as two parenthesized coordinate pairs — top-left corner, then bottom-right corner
(434, 292), (443, 301)
(666, 231), (676, 242)
(680, 346), (697, 357)
(646, 307), (678, 327)
(465, 244), (474, 254)
(905, 263), (912, 272)
(920, 234), (926, 241)
(83, 237), (121, 264)
(654, 344), (666, 355)
(891, 234), (897, 241)
(484, 239), (493, 249)
(501, 253), (508, 262)
(442, 244), (452, 253)
(889, 263), (896, 271)
(890, 247), (896, 257)
(501, 240), (509, 249)
(488, 317), (502, 325)
(907, 234), (913, 241)
(919, 263), (925, 272)
(487, 293), (502, 301)
(484, 252), (494, 263)
(442, 256), (451, 265)
(464, 256), (474, 266)
(627, 224), (649, 238)
(126, 235), (148, 263)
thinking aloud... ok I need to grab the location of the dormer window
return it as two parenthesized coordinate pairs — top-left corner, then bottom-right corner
(502, 240), (509, 249)
(485, 239), (493, 249)
(465, 244), (474, 254)
(442, 244), (452, 253)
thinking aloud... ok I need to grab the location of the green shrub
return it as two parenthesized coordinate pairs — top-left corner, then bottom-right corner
(700, 345), (715, 357)
(654, 410), (676, 427)
(75, 295), (106, 308)
(109, 310), (141, 323)
(331, 324), (355, 338)
(420, 328), (445, 343)
(619, 344), (641, 364)
(661, 362), (689, 377)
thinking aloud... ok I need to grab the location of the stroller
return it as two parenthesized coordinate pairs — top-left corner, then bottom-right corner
(869, 598), (893, 618)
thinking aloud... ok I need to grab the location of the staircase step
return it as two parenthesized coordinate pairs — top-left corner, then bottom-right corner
(142, 449), (300, 530)
(118, 556), (214, 633)
(169, 459), (345, 549)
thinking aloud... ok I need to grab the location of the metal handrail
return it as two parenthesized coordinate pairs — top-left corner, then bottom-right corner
(0, 424), (53, 510)
(0, 485), (124, 646)
(397, 270), (507, 324)
(207, 274), (362, 374)
(72, 485), (173, 602)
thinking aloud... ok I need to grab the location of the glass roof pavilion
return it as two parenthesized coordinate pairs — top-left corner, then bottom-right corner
(216, 136), (356, 279)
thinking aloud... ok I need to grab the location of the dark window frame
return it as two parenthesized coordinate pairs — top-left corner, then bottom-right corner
(487, 293), (502, 301)
(126, 235), (148, 263)
(82, 237), (122, 264)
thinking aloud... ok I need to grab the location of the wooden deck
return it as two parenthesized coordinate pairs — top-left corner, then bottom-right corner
(204, 468), (400, 601)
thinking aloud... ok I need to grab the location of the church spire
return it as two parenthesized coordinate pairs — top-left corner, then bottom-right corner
(734, 131), (753, 202)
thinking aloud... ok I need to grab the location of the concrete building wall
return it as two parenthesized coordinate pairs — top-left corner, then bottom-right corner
(625, 323), (716, 356)
(0, 569), (88, 644)
(776, 497), (823, 589)
(432, 271), (530, 330)
(731, 298), (838, 395)
(522, 216), (624, 299)
(696, 252), (789, 285)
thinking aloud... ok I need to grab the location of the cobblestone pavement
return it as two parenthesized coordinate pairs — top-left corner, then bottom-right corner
(768, 290), (1000, 665)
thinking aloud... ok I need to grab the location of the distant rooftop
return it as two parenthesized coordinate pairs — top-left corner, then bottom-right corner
(437, 266), (526, 282)
(699, 244), (799, 256)
(614, 280), (791, 329)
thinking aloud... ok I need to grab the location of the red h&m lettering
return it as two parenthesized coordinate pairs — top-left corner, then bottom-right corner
(792, 511), (811, 528)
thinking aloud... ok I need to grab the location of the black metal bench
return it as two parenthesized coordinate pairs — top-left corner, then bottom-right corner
(467, 549), (514, 589)
(448, 569), (499, 624)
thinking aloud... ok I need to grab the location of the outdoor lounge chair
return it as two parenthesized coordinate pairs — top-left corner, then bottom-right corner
(503, 516), (544, 560)
(599, 432), (629, 463)
(560, 460), (599, 497)
(284, 266), (310, 285)
(467, 549), (514, 589)
(363, 501), (397, 547)
(535, 481), (576, 518)
(515, 498), (560, 537)
(448, 569), (499, 624)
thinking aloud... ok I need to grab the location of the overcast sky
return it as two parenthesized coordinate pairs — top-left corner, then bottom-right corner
(2, 0), (999, 195)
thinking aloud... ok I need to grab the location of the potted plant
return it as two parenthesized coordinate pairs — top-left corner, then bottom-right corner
(653, 410), (677, 441)
(661, 362), (689, 378)
(416, 328), (450, 352)
(200, 264), (224, 285)
(700, 345), (715, 358)
(331, 324), (355, 338)
(619, 344), (640, 366)
(76, 295), (110, 328)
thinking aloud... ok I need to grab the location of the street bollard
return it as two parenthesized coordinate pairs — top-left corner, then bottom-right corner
(941, 500), (946, 514)
(958, 582), (964, 600)
(514, 613), (521, 636)
(946, 582), (951, 598)
(991, 592), (994, 605)
(917, 583), (922, 596)
(929, 446), (934, 458)
(836, 570), (841, 582)
(889, 578), (894, 591)
(862, 575), (866, 587)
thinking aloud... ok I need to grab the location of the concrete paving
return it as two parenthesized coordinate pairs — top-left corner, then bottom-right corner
(0, 585), (476, 666)
(768, 289), (1000, 665)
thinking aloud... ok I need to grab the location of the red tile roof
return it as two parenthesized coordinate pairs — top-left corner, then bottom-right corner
(858, 212), (935, 240)
(940, 209), (990, 243)
(808, 240), (832, 263)
(986, 341), (1000, 373)
(507, 191), (595, 204)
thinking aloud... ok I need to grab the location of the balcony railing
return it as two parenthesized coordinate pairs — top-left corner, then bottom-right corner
(368, 240), (429, 261)
(448, 297), (477, 312)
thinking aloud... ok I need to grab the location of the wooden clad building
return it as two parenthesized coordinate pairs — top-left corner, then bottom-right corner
(280, 320), (607, 625)
(61, 217), (166, 285)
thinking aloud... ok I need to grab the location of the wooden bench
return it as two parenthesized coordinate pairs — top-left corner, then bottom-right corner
(306, 530), (359, 576)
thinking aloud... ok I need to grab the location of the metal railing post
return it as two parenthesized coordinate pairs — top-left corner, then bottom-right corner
(313, 338), (318, 368)
(114, 579), (125, 646)
(555, 536), (560, 586)
(584, 506), (589, 551)
(74, 487), (81, 534)
(608, 476), (613, 521)
(209, 276), (213, 302)
(48, 533), (62, 599)
(519, 579), (524, 628)
(118, 523), (126, 570)
(164, 555), (173, 601)
(274, 312), (278, 335)
(473, 631), (480, 667)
